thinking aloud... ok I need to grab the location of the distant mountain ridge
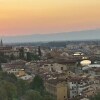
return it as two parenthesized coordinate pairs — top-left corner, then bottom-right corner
(2, 29), (100, 43)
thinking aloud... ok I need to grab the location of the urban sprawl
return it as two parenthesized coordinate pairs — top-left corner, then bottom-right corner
(0, 40), (100, 100)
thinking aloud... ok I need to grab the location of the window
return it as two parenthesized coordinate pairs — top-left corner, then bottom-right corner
(80, 82), (83, 85)
(73, 96), (75, 98)
(61, 67), (63, 70)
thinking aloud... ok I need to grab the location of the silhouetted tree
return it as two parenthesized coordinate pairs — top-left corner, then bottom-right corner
(19, 47), (24, 59)
(10, 53), (16, 60)
(23, 90), (42, 100)
(30, 75), (44, 94)
(38, 46), (42, 57)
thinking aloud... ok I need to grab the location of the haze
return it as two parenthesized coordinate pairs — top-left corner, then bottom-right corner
(0, 0), (100, 36)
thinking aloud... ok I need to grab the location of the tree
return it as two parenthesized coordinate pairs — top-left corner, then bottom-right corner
(16, 79), (29, 97)
(0, 72), (17, 84)
(23, 90), (43, 100)
(19, 47), (24, 59)
(30, 75), (44, 94)
(0, 63), (2, 71)
(31, 54), (40, 61)
(26, 52), (32, 61)
(43, 95), (55, 100)
(0, 56), (7, 63)
(0, 86), (8, 100)
(38, 46), (42, 57)
(10, 53), (16, 60)
(90, 93), (100, 100)
(26, 52), (40, 61)
(0, 80), (17, 100)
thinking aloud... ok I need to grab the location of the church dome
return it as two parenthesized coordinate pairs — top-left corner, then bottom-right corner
(80, 60), (91, 66)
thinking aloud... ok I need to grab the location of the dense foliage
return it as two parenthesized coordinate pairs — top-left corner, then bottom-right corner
(90, 93), (100, 100)
(0, 50), (53, 100)
(0, 51), (52, 100)
(0, 71), (54, 100)
(26, 52), (40, 61)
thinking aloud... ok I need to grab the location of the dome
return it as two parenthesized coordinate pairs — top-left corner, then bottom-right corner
(80, 60), (91, 66)
(73, 52), (84, 56)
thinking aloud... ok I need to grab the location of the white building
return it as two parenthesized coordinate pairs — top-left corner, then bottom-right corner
(82, 64), (100, 70)
(68, 77), (91, 98)
(19, 74), (32, 80)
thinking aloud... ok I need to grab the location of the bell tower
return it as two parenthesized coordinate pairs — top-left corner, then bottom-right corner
(0, 39), (3, 46)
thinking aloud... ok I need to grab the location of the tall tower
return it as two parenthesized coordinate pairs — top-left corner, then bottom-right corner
(38, 46), (42, 56)
(0, 39), (3, 46)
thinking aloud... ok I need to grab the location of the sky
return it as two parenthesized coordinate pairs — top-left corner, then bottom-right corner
(0, 0), (100, 36)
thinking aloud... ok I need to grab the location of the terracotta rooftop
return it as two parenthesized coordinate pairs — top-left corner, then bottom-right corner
(68, 76), (89, 82)
(46, 79), (67, 85)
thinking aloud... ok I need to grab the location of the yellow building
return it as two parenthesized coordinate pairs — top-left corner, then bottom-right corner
(18, 69), (26, 76)
(45, 79), (68, 100)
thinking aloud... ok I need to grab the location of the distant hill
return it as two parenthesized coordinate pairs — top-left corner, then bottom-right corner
(2, 29), (100, 43)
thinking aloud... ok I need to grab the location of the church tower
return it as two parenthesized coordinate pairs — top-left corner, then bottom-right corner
(0, 39), (3, 46)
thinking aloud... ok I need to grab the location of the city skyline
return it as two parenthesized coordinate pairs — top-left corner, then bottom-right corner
(0, 0), (100, 36)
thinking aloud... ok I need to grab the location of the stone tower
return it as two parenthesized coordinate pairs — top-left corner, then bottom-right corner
(0, 39), (3, 46)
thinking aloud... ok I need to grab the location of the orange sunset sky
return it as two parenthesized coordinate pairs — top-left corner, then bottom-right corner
(0, 0), (100, 36)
